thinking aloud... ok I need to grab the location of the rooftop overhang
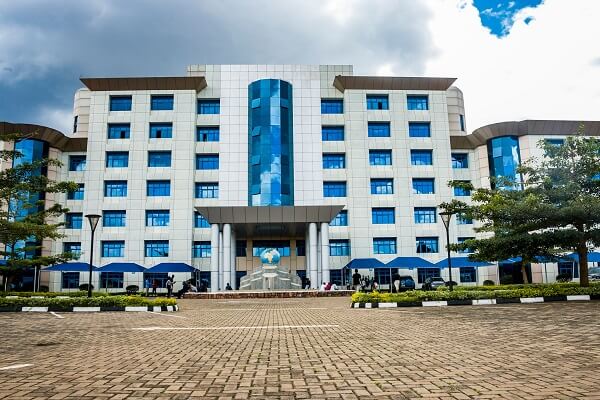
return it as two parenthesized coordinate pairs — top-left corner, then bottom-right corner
(80, 76), (207, 92)
(333, 75), (457, 92)
(0, 122), (87, 152)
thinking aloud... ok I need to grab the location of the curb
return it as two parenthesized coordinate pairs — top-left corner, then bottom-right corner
(352, 295), (597, 308)
(1, 305), (179, 313)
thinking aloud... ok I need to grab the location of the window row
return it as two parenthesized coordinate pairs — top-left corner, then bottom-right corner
(321, 95), (430, 114)
(99, 181), (220, 198)
(64, 212), (211, 234)
(322, 151), (469, 168)
(323, 179), (472, 197)
(109, 96), (220, 114)
(105, 124), (220, 142)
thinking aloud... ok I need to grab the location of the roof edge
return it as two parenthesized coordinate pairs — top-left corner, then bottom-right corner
(80, 76), (207, 91)
(0, 122), (87, 152)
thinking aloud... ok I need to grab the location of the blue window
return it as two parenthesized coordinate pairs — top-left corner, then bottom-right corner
(330, 239), (350, 256)
(65, 213), (83, 229)
(110, 96), (132, 111)
(146, 210), (169, 227)
(366, 95), (389, 110)
(323, 181), (346, 197)
(198, 99), (220, 114)
(196, 154), (219, 170)
(108, 123), (130, 139)
(62, 272), (80, 289)
(369, 150), (392, 166)
(487, 136), (522, 190)
(322, 126), (344, 141)
(457, 214), (473, 225)
(63, 242), (81, 257)
(459, 114), (466, 131)
(409, 122), (431, 138)
(454, 181), (472, 196)
(407, 95), (429, 111)
(145, 240), (169, 257)
(370, 178), (393, 195)
(373, 238), (396, 254)
(321, 99), (343, 114)
(197, 126), (219, 142)
(69, 155), (86, 171)
(147, 180), (170, 196)
(417, 268), (440, 283)
(151, 95), (174, 111)
(143, 272), (169, 289)
(106, 151), (128, 168)
(102, 241), (124, 257)
(412, 178), (435, 194)
(411, 150), (433, 166)
(252, 240), (291, 257)
(545, 138), (565, 147)
(104, 181), (127, 197)
(368, 122), (391, 137)
(100, 272), (124, 289)
(195, 182), (219, 198)
(67, 184), (84, 200)
(372, 208), (395, 224)
(192, 241), (211, 258)
(331, 210), (348, 226)
(452, 153), (469, 169)
(323, 153), (345, 169)
(148, 151), (171, 167)
(194, 212), (210, 228)
(457, 237), (474, 254)
(414, 207), (437, 224)
(103, 210), (126, 227)
(149, 123), (172, 139)
(460, 267), (476, 283)
(416, 237), (439, 254)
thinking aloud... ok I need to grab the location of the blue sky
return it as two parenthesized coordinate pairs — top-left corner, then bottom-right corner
(473, 0), (543, 36)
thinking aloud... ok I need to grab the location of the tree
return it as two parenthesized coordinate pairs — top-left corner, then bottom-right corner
(442, 127), (600, 287)
(0, 131), (78, 290)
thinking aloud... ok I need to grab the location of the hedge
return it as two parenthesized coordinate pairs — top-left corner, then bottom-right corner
(0, 295), (177, 308)
(0, 291), (109, 298)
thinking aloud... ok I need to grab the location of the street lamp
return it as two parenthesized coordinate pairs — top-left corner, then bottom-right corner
(439, 211), (455, 292)
(85, 214), (101, 298)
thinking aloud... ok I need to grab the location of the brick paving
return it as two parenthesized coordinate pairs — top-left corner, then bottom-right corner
(0, 299), (599, 399)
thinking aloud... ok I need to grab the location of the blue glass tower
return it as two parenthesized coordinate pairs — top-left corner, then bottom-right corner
(487, 136), (522, 189)
(248, 79), (293, 206)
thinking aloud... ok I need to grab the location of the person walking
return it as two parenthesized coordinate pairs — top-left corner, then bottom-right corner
(305, 277), (311, 290)
(166, 276), (174, 298)
(352, 269), (361, 292)
(144, 278), (151, 296)
(151, 279), (158, 296)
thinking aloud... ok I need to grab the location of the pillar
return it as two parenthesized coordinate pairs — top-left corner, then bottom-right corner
(210, 224), (219, 292)
(219, 230), (224, 290)
(317, 227), (322, 285)
(304, 229), (310, 287)
(309, 222), (318, 289)
(223, 224), (231, 290)
(321, 222), (330, 283)
(230, 229), (236, 290)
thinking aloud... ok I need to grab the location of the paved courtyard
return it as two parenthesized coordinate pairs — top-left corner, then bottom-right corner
(0, 298), (599, 399)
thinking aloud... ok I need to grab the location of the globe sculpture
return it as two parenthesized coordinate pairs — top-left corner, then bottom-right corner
(239, 247), (302, 291)
(260, 248), (281, 265)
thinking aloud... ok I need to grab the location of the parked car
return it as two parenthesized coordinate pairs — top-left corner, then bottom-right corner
(422, 276), (445, 291)
(398, 276), (416, 292)
(589, 267), (600, 281)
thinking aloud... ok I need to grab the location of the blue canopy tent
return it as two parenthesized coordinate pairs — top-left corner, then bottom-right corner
(387, 256), (436, 269)
(435, 257), (492, 268)
(146, 263), (196, 273)
(43, 262), (98, 272)
(341, 258), (386, 287)
(565, 252), (600, 263)
(98, 262), (145, 273)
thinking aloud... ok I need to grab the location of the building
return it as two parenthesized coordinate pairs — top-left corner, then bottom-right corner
(2, 64), (599, 292)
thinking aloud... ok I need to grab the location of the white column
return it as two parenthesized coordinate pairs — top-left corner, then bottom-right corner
(309, 222), (318, 289)
(321, 222), (330, 283)
(230, 230), (236, 290)
(223, 224), (231, 290)
(210, 224), (220, 292)
(218, 230), (224, 290)
(317, 227), (322, 285)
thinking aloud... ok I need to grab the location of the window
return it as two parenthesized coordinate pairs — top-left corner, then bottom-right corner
(417, 268), (440, 283)
(67, 184), (84, 200)
(368, 122), (391, 137)
(407, 95), (429, 111)
(108, 123), (130, 139)
(148, 151), (171, 167)
(459, 114), (466, 131)
(460, 267), (476, 283)
(372, 208), (395, 224)
(69, 155), (86, 171)
(146, 210), (169, 227)
(151, 95), (174, 111)
(323, 181), (346, 197)
(236, 240), (247, 257)
(196, 154), (219, 170)
(412, 178), (435, 194)
(144, 272), (169, 289)
(194, 212), (210, 228)
(195, 182), (219, 198)
(73, 116), (78, 133)
(457, 214), (473, 225)
(149, 123), (172, 139)
(106, 151), (128, 168)
(104, 181), (127, 197)
(330, 239), (350, 256)
(322, 126), (344, 141)
(198, 99), (220, 114)
(411, 150), (433, 166)
(374, 269), (391, 285)
(252, 240), (291, 257)
(102, 241), (124, 257)
(409, 122), (431, 138)
(296, 240), (305, 256)
(321, 99), (343, 114)
(457, 237), (474, 254)
(545, 138), (565, 147)
(63, 242), (81, 258)
(558, 261), (578, 279)
(110, 96), (132, 111)
(103, 210), (126, 227)
(416, 237), (439, 253)
(197, 126), (219, 142)
(145, 240), (169, 257)
(100, 272), (124, 289)
(370, 178), (393, 195)
(66, 213), (82, 229)
(331, 210), (348, 226)
(373, 238), (396, 254)
(192, 241), (211, 258)
(369, 150), (392, 166)
(366, 95), (389, 110)
(147, 180), (170, 197)
(452, 153), (469, 169)
(454, 181), (472, 196)
(323, 153), (345, 169)
(62, 271), (79, 289)
(414, 207), (437, 224)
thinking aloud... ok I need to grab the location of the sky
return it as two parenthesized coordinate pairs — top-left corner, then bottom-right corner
(0, 0), (598, 135)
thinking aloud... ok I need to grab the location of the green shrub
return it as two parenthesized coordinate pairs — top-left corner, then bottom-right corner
(0, 291), (109, 298)
(483, 280), (495, 286)
(79, 284), (93, 291)
(126, 285), (139, 295)
(39, 285), (49, 292)
(0, 295), (176, 308)
(556, 273), (572, 282)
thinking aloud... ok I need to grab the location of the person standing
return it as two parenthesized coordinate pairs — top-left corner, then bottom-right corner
(151, 279), (158, 296)
(305, 277), (311, 290)
(166, 276), (174, 298)
(144, 278), (151, 296)
(352, 269), (361, 291)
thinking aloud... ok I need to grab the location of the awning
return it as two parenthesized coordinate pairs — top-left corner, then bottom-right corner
(565, 252), (600, 263)
(43, 262), (97, 272)
(146, 263), (195, 273)
(387, 257), (437, 269)
(343, 258), (386, 269)
(436, 257), (492, 268)
(99, 263), (145, 273)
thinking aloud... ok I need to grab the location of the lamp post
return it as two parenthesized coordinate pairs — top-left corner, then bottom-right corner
(85, 214), (101, 298)
(439, 211), (455, 291)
